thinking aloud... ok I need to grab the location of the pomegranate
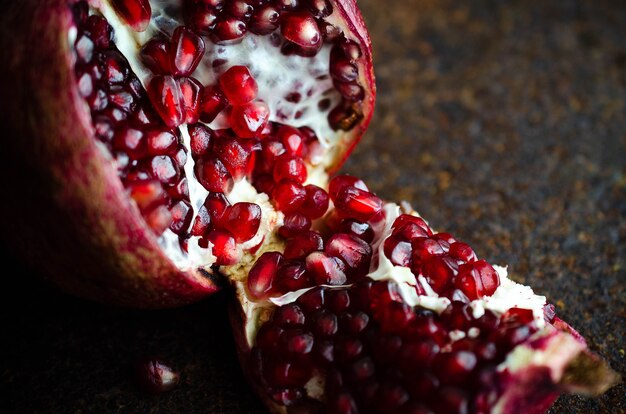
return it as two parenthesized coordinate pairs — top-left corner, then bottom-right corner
(0, 0), (617, 412)
(0, 0), (375, 307)
(231, 198), (619, 413)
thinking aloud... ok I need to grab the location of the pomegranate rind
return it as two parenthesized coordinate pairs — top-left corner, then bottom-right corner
(0, 1), (219, 308)
(324, 0), (376, 172)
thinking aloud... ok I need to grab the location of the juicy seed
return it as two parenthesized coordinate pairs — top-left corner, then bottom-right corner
(188, 124), (214, 157)
(134, 357), (180, 394)
(147, 75), (184, 128)
(284, 230), (324, 259)
(195, 156), (234, 193)
(205, 230), (240, 265)
(248, 252), (284, 299)
(306, 252), (347, 285)
(300, 184), (330, 219)
(223, 202), (262, 243)
(199, 85), (228, 123)
(325, 234), (372, 279)
(110, 0), (151, 32)
(178, 77), (203, 124)
(329, 175), (368, 201)
(279, 213), (312, 238)
(229, 101), (270, 138)
(273, 155), (307, 183)
(455, 260), (500, 300)
(170, 26), (205, 76)
(334, 186), (383, 222)
(281, 11), (321, 50)
(219, 65), (258, 105)
(249, 5), (280, 35)
(211, 17), (247, 44)
(272, 180), (306, 213)
(140, 38), (171, 74)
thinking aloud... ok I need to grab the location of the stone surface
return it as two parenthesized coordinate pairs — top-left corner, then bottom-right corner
(1, 0), (624, 412)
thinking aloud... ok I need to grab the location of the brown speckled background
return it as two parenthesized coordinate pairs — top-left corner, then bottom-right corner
(1, 0), (624, 412)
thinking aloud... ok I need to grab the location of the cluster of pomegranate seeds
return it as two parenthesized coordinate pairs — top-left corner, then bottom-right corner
(251, 280), (542, 411)
(72, 2), (192, 237)
(384, 215), (501, 300)
(247, 175), (384, 299)
(180, 0), (366, 129)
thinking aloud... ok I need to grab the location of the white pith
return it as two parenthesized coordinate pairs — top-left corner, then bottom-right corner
(90, 0), (354, 272)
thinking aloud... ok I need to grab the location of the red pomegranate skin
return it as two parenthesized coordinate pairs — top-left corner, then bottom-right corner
(0, 1), (218, 307)
(0, 0), (375, 308)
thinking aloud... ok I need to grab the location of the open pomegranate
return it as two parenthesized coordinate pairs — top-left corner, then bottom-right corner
(0, 0), (374, 307)
(0, 0), (618, 412)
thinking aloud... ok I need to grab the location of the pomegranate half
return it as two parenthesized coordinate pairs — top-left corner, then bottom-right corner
(0, 0), (375, 307)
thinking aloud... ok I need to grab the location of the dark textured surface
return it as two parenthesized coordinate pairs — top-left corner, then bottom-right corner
(1, 0), (624, 412)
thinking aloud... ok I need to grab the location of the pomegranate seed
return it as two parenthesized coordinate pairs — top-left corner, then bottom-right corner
(178, 77), (203, 123)
(226, 0), (254, 19)
(342, 312), (370, 336)
(223, 202), (262, 242)
(279, 213), (312, 238)
(300, 185), (329, 219)
(273, 155), (307, 183)
(330, 57), (358, 83)
(328, 391), (358, 414)
(336, 82), (365, 101)
(211, 17), (247, 44)
(329, 175), (368, 201)
(335, 335), (363, 362)
(185, 3), (219, 35)
(230, 101), (270, 138)
(434, 351), (478, 385)
(276, 126), (305, 156)
(195, 156), (234, 193)
(309, 309), (338, 338)
(103, 51), (130, 85)
(145, 205), (173, 234)
(114, 127), (145, 159)
(146, 129), (177, 156)
(284, 230), (324, 259)
(280, 329), (314, 355)
(188, 124), (214, 157)
(384, 236), (412, 267)
(249, 5), (280, 35)
(128, 180), (166, 211)
(394, 222), (431, 241)
(272, 180), (306, 213)
(325, 234), (372, 278)
(420, 256), (458, 293)
(169, 200), (192, 234)
(263, 358), (311, 388)
(273, 303), (306, 326)
(170, 26), (205, 76)
(455, 260), (500, 300)
(110, 0), (151, 32)
(213, 137), (255, 180)
(412, 237), (450, 261)
(334, 186), (383, 222)
(248, 252), (283, 299)
(276, 260), (310, 291)
(392, 215), (432, 236)
(449, 242), (477, 263)
(205, 230), (239, 265)
(204, 192), (231, 225)
(306, 252), (347, 285)
(75, 35), (94, 64)
(219, 66), (258, 105)
(199, 85), (228, 123)
(280, 11), (321, 49)
(147, 75), (184, 128)
(148, 155), (179, 184)
(134, 357), (180, 394)
(256, 324), (284, 350)
(140, 38), (172, 74)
